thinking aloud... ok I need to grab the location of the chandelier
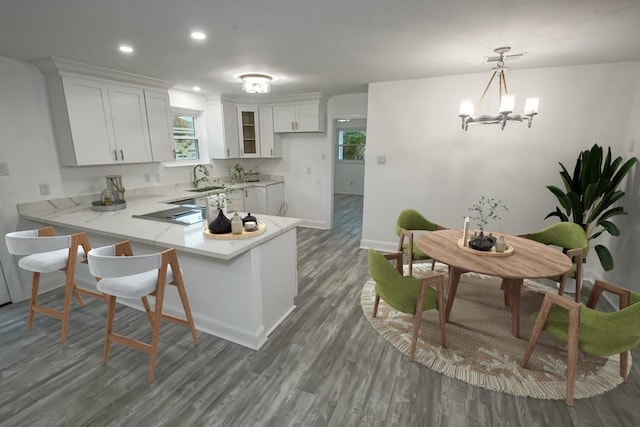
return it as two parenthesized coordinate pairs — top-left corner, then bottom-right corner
(240, 74), (272, 94)
(458, 47), (539, 131)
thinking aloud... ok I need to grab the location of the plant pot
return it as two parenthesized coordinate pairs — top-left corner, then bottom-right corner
(209, 209), (232, 234)
(468, 232), (494, 251)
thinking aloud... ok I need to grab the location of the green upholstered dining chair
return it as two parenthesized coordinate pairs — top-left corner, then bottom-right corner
(396, 209), (448, 277)
(520, 222), (589, 302)
(368, 248), (446, 361)
(522, 279), (640, 407)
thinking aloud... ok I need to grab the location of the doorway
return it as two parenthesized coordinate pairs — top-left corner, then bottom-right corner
(333, 118), (366, 195)
(0, 261), (10, 305)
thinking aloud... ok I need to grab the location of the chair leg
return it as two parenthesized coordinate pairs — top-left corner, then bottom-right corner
(409, 282), (428, 361)
(565, 309), (580, 407)
(522, 297), (554, 368)
(141, 296), (154, 328)
(60, 273), (76, 343)
(373, 294), (380, 318)
(104, 295), (116, 365)
(621, 351), (629, 381)
(28, 272), (40, 331)
(148, 278), (166, 383)
(172, 270), (199, 346)
(72, 281), (85, 307)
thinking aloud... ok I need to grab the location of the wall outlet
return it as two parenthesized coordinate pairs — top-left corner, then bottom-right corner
(321, 153), (326, 160)
(0, 161), (8, 176)
(307, 167), (311, 174)
(155, 174), (161, 182)
(39, 183), (50, 196)
(144, 173), (150, 183)
(376, 155), (386, 165)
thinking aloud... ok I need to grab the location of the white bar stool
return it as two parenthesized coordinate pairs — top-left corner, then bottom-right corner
(5, 226), (104, 343)
(87, 241), (199, 382)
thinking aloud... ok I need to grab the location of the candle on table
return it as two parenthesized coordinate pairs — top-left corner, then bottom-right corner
(462, 216), (469, 246)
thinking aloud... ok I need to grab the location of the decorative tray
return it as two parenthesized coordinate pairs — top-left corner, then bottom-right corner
(90, 201), (127, 212)
(203, 221), (266, 240)
(457, 239), (514, 257)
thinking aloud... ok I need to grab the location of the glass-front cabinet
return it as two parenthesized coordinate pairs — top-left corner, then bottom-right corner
(237, 105), (260, 158)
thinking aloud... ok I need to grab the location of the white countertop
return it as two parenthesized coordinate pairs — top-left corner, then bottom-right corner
(17, 181), (300, 261)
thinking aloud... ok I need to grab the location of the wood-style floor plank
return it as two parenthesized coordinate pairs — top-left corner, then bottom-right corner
(1, 194), (639, 426)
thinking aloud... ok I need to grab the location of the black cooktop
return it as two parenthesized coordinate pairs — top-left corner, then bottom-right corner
(132, 205), (206, 225)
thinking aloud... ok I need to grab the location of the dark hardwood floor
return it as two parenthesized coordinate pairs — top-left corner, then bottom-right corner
(1, 194), (638, 426)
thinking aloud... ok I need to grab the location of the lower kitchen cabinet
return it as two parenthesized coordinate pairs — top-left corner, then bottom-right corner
(244, 183), (284, 216)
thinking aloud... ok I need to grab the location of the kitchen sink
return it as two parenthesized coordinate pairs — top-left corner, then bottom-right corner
(187, 186), (225, 193)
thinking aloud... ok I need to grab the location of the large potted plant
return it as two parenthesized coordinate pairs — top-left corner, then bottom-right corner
(546, 144), (637, 271)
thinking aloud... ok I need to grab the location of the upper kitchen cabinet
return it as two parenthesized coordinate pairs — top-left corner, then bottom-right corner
(208, 102), (241, 159)
(237, 105), (261, 158)
(273, 95), (326, 133)
(144, 89), (175, 162)
(34, 57), (173, 166)
(259, 106), (282, 158)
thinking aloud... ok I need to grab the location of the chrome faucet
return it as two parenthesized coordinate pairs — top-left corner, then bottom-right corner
(192, 164), (210, 188)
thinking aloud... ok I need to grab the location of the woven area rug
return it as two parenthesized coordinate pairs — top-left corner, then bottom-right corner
(360, 263), (629, 400)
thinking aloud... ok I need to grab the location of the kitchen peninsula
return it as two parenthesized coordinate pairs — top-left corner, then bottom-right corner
(17, 184), (301, 350)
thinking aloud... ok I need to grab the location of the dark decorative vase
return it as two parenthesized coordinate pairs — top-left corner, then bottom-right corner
(242, 212), (257, 225)
(209, 209), (232, 234)
(469, 232), (494, 251)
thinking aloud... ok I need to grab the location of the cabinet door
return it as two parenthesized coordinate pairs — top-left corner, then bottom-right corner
(144, 89), (174, 162)
(61, 76), (117, 165)
(259, 107), (282, 158)
(237, 106), (260, 157)
(273, 105), (296, 132)
(244, 187), (267, 214)
(295, 103), (321, 132)
(266, 183), (285, 215)
(108, 84), (152, 163)
(226, 189), (245, 212)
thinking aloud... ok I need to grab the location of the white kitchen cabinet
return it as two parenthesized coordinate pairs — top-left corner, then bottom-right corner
(35, 57), (173, 166)
(52, 76), (117, 165)
(259, 107), (282, 158)
(244, 183), (285, 216)
(144, 89), (175, 162)
(237, 105), (261, 158)
(273, 102), (325, 133)
(226, 189), (245, 212)
(208, 102), (241, 159)
(108, 84), (152, 163)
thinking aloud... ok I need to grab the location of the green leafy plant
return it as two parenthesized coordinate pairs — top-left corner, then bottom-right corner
(468, 196), (508, 232)
(228, 163), (245, 183)
(546, 144), (637, 271)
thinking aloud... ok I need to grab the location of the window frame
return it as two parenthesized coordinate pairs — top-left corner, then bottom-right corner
(168, 107), (203, 164)
(336, 126), (366, 163)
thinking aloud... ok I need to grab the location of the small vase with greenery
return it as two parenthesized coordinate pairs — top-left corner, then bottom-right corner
(468, 196), (509, 251)
(546, 143), (637, 271)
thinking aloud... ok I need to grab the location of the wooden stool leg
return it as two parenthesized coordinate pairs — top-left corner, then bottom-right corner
(28, 272), (40, 331)
(148, 278), (166, 383)
(171, 260), (199, 346)
(104, 295), (116, 365)
(72, 281), (86, 307)
(141, 296), (154, 328)
(372, 294), (380, 318)
(60, 272), (76, 343)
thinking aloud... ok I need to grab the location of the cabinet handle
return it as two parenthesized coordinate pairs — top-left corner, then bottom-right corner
(270, 148), (273, 156)
(227, 148), (229, 157)
(120, 149), (124, 161)
(245, 189), (248, 197)
(172, 149), (176, 159)
(291, 122), (294, 130)
(241, 149), (243, 156)
(113, 150), (118, 161)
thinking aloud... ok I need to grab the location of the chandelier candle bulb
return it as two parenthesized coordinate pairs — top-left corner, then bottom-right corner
(499, 94), (515, 113)
(524, 97), (539, 115)
(459, 100), (474, 117)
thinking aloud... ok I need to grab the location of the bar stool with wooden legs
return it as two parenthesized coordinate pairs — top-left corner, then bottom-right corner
(87, 241), (199, 382)
(5, 227), (105, 343)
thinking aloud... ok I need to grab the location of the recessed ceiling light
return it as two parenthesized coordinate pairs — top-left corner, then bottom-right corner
(119, 45), (134, 54)
(192, 86), (201, 92)
(190, 31), (206, 40)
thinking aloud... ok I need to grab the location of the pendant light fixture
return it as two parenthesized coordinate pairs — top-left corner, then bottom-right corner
(458, 47), (539, 131)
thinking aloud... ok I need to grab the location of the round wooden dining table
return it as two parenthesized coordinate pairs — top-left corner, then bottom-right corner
(415, 229), (572, 338)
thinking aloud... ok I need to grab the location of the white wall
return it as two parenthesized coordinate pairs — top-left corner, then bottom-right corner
(362, 61), (640, 291)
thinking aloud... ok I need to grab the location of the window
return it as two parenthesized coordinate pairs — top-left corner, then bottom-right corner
(172, 114), (200, 160)
(337, 128), (366, 161)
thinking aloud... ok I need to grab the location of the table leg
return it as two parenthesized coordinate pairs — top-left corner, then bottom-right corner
(504, 278), (523, 338)
(445, 267), (464, 322)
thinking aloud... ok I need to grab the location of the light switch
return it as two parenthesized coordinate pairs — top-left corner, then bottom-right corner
(377, 156), (386, 165)
(0, 161), (8, 176)
(39, 183), (50, 196)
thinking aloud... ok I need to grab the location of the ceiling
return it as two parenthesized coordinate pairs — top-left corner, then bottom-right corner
(1, 0), (640, 97)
